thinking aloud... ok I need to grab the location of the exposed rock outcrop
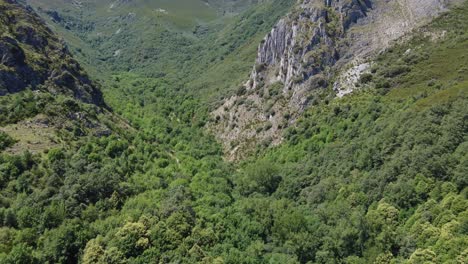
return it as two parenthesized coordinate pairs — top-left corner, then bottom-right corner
(212, 0), (461, 160)
(251, 0), (370, 90)
(0, 0), (105, 106)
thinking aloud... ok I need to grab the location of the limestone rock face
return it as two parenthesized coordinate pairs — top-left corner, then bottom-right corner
(0, 0), (105, 106)
(250, 0), (370, 97)
(211, 0), (461, 160)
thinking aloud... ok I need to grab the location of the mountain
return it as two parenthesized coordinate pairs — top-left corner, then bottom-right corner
(211, 0), (464, 160)
(0, 0), (124, 155)
(22, 0), (294, 104)
(23, 0), (262, 78)
(0, 0), (104, 105)
(0, 0), (467, 263)
(26, 0), (219, 76)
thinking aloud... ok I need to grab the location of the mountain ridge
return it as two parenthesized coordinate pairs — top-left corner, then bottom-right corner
(0, 0), (105, 106)
(211, 0), (463, 160)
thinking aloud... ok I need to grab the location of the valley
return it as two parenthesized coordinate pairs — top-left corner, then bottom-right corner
(0, 0), (467, 263)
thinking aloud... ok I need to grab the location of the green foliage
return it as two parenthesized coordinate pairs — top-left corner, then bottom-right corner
(0, 132), (15, 151)
(0, 243), (36, 264)
(236, 160), (282, 195)
(0, 1), (467, 264)
(27, 0), (294, 103)
(112, 220), (150, 258)
(0, 91), (48, 126)
(359, 73), (373, 84)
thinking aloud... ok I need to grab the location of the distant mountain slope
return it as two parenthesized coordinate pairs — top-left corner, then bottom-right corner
(22, 0), (295, 131)
(0, 0), (104, 106)
(22, 0), (261, 78)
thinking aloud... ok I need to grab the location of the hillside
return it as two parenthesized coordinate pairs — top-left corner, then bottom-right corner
(0, 0), (467, 263)
(23, 0), (294, 102)
(0, 0), (103, 105)
(211, 0), (464, 160)
(24, 0), (263, 77)
(27, 0), (218, 76)
(0, 0), (125, 155)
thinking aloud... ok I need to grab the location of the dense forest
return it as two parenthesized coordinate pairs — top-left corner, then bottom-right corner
(0, 0), (467, 263)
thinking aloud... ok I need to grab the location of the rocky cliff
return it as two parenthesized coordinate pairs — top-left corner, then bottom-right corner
(212, 0), (462, 160)
(0, 0), (105, 106)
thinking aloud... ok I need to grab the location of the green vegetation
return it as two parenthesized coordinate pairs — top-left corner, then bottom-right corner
(0, 132), (15, 151)
(28, 0), (293, 101)
(0, 0), (104, 105)
(0, 1), (467, 264)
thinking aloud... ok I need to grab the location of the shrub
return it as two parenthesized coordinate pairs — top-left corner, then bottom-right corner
(255, 63), (267, 72)
(237, 160), (282, 195)
(360, 73), (373, 84)
(383, 65), (411, 77)
(0, 132), (15, 151)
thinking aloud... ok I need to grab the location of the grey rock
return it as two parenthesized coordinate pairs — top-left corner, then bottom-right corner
(0, 0), (106, 106)
(212, 0), (462, 160)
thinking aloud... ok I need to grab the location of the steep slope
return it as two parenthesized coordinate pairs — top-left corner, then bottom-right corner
(0, 0), (466, 263)
(23, 0), (261, 78)
(20, 0), (295, 109)
(212, 0), (463, 160)
(239, 5), (468, 260)
(22, 0), (295, 147)
(0, 0), (122, 154)
(0, 0), (104, 105)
